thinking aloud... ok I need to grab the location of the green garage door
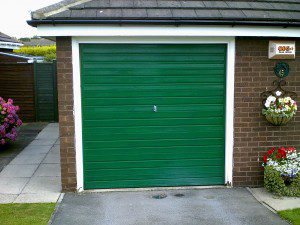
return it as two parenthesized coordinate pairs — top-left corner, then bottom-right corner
(80, 44), (227, 189)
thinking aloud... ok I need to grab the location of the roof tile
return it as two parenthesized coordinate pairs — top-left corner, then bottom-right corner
(110, 0), (134, 7)
(180, 1), (205, 8)
(96, 9), (122, 18)
(172, 9), (197, 18)
(203, 1), (228, 8)
(122, 9), (147, 18)
(219, 10), (246, 19)
(225, 1), (251, 9)
(195, 9), (222, 18)
(83, 0), (110, 8)
(157, 0), (182, 7)
(147, 9), (173, 18)
(134, 0), (158, 8)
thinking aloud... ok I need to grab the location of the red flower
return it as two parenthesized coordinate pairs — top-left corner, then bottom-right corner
(267, 148), (275, 155)
(263, 155), (268, 163)
(278, 147), (287, 158)
(276, 153), (282, 159)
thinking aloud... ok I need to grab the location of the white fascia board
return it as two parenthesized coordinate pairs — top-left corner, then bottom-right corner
(37, 25), (300, 37)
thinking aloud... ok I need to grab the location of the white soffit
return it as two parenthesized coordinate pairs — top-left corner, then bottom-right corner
(37, 25), (300, 38)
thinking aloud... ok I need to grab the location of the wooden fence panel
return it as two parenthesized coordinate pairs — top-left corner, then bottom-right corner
(0, 63), (35, 122)
(34, 62), (58, 122)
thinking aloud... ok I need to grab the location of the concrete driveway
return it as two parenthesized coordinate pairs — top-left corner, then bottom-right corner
(51, 188), (288, 225)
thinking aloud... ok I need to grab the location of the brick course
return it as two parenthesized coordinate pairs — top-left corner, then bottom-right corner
(56, 37), (300, 191)
(233, 37), (300, 186)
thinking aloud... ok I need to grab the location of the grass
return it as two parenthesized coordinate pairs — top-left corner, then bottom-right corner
(278, 208), (300, 225)
(0, 203), (56, 225)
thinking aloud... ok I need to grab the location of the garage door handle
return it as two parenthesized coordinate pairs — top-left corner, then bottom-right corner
(153, 105), (157, 112)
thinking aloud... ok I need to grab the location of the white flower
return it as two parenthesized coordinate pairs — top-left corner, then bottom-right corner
(267, 95), (276, 103)
(266, 150), (300, 178)
(265, 101), (271, 108)
(275, 91), (282, 96)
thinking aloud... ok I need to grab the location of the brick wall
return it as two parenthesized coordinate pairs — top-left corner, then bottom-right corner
(56, 37), (77, 191)
(233, 37), (300, 187)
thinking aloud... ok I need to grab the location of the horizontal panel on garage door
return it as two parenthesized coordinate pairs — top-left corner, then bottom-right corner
(80, 44), (227, 189)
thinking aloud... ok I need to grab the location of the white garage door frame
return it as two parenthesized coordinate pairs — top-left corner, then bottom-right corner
(71, 36), (235, 192)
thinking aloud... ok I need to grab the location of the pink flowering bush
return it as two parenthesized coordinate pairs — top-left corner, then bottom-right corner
(0, 97), (22, 145)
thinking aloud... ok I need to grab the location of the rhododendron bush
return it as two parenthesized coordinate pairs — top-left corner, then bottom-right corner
(0, 97), (22, 145)
(262, 147), (300, 196)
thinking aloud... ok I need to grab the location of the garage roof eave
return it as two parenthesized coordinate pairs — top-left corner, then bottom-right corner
(27, 19), (300, 28)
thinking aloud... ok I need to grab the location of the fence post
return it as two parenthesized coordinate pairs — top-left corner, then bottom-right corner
(53, 60), (58, 122)
(33, 61), (38, 122)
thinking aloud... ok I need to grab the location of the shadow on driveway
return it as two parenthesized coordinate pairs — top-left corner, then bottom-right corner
(0, 122), (47, 172)
(51, 188), (288, 225)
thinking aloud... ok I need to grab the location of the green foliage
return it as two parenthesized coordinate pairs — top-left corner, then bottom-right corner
(264, 166), (300, 197)
(278, 208), (300, 225)
(14, 45), (56, 62)
(0, 203), (55, 225)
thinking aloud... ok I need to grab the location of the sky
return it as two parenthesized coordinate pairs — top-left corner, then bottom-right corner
(0, 0), (62, 38)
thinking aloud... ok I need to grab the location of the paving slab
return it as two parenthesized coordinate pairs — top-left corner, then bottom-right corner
(250, 187), (300, 211)
(20, 145), (53, 154)
(14, 193), (61, 203)
(34, 164), (61, 177)
(0, 177), (29, 195)
(51, 188), (288, 225)
(0, 194), (18, 203)
(42, 152), (60, 164)
(22, 176), (61, 194)
(35, 131), (59, 140)
(49, 145), (60, 154)
(29, 139), (57, 146)
(0, 164), (39, 178)
(9, 153), (46, 165)
(54, 139), (60, 146)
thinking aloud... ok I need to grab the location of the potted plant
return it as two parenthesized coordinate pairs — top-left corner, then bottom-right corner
(262, 92), (297, 126)
(262, 147), (300, 197)
(0, 97), (22, 146)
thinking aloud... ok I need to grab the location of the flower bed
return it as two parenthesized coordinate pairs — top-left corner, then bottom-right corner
(262, 147), (300, 197)
(0, 97), (22, 145)
(262, 94), (297, 126)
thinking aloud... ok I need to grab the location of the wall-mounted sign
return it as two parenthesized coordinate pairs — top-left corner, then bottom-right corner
(269, 41), (296, 59)
(274, 62), (289, 78)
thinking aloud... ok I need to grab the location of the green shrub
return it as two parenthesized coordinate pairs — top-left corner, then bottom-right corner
(14, 45), (56, 62)
(264, 166), (300, 197)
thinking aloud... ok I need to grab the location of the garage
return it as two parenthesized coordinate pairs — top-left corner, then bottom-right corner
(80, 44), (227, 189)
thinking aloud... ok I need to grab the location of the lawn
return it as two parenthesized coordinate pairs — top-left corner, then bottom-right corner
(0, 203), (56, 225)
(278, 208), (300, 225)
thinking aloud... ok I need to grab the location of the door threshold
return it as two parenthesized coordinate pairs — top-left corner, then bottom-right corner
(80, 185), (231, 193)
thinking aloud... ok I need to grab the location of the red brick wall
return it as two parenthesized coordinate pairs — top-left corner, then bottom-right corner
(57, 37), (300, 191)
(56, 37), (77, 191)
(233, 37), (300, 187)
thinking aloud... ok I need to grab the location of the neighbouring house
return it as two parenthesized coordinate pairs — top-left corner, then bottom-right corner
(28, 0), (300, 192)
(0, 32), (57, 122)
(0, 32), (43, 63)
(21, 37), (55, 47)
(0, 32), (21, 52)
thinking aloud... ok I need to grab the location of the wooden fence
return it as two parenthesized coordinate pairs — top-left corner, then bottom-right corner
(0, 62), (58, 122)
